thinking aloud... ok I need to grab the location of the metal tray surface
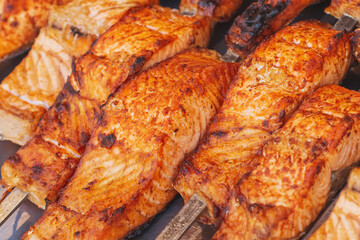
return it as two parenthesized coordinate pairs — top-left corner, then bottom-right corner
(0, 0), (359, 239)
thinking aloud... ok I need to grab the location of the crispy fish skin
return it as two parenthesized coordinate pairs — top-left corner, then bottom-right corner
(22, 48), (239, 240)
(226, 0), (318, 59)
(214, 85), (360, 239)
(0, 0), (72, 61)
(310, 167), (360, 240)
(1, 5), (211, 209)
(0, 0), (158, 146)
(179, 0), (242, 21)
(174, 20), (351, 224)
(325, 0), (360, 22)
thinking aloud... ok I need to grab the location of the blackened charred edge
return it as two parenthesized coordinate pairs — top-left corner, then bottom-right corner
(130, 56), (147, 74)
(100, 133), (116, 148)
(31, 164), (43, 175)
(70, 26), (88, 37)
(227, 0), (289, 52)
(80, 132), (91, 145)
(10, 20), (18, 27)
(8, 153), (21, 163)
(111, 206), (126, 217)
(241, 0), (289, 33)
(334, 32), (344, 40)
(74, 231), (80, 237)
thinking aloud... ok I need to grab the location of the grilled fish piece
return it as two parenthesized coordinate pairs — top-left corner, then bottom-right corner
(0, 0), (72, 61)
(1, 5), (212, 209)
(310, 167), (360, 240)
(174, 20), (351, 224)
(179, 0), (242, 21)
(22, 48), (239, 240)
(214, 85), (360, 239)
(226, 0), (319, 59)
(326, 0), (360, 22)
(0, 0), (158, 146)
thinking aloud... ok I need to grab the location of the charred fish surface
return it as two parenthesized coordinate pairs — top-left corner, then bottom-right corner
(0, 0), (73, 61)
(1, 5), (211, 209)
(225, 0), (319, 59)
(214, 85), (360, 239)
(174, 20), (351, 224)
(22, 48), (239, 240)
(0, 0), (158, 146)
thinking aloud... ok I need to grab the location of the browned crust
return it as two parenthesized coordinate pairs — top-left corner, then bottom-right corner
(225, 0), (317, 59)
(214, 85), (360, 239)
(179, 0), (243, 22)
(23, 48), (239, 239)
(1, 5), (212, 209)
(0, 0), (72, 61)
(174, 20), (351, 224)
(325, 0), (360, 22)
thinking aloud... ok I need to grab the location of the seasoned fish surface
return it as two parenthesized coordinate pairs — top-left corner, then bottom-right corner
(179, 0), (242, 21)
(174, 20), (351, 224)
(214, 85), (360, 239)
(0, 0), (72, 61)
(226, 0), (318, 59)
(0, 0), (158, 146)
(310, 167), (360, 240)
(351, 28), (360, 63)
(23, 48), (239, 240)
(1, 5), (211, 209)
(326, 0), (360, 22)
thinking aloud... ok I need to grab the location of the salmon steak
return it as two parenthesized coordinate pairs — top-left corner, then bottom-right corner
(214, 85), (360, 239)
(0, 0), (158, 145)
(174, 20), (351, 224)
(325, 0), (360, 22)
(22, 48), (239, 240)
(1, 5), (212, 209)
(179, 0), (243, 21)
(310, 167), (360, 240)
(0, 0), (72, 61)
(226, 0), (320, 59)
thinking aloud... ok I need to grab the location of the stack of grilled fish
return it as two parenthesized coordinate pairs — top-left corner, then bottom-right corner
(1, 0), (360, 239)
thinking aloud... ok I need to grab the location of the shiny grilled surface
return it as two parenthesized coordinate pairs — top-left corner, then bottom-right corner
(325, 0), (360, 22)
(179, 0), (242, 21)
(226, 0), (319, 59)
(174, 20), (351, 224)
(310, 167), (360, 240)
(1, 5), (212, 209)
(214, 85), (360, 239)
(0, 0), (158, 146)
(0, 0), (72, 61)
(22, 48), (239, 240)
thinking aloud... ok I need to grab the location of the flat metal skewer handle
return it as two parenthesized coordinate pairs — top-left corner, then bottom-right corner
(0, 188), (28, 226)
(156, 194), (206, 240)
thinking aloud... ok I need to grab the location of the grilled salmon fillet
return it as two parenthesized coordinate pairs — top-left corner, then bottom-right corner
(0, 0), (158, 146)
(214, 85), (360, 239)
(325, 0), (360, 22)
(226, 0), (319, 59)
(179, 0), (242, 21)
(310, 167), (360, 240)
(22, 48), (239, 240)
(0, 0), (72, 61)
(174, 20), (351, 224)
(1, 5), (212, 209)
